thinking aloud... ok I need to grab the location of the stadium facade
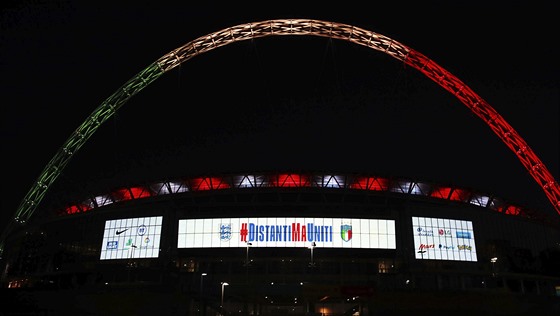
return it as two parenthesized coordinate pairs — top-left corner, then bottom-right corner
(1, 172), (559, 315)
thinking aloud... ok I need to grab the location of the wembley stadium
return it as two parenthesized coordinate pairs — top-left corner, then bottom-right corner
(1, 171), (560, 315)
(1, 19), (559, 316)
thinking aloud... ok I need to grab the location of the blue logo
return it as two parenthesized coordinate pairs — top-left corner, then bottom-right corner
(107, 241), (118, 250)
(456, 231), (471, 239)
(220, 223), (232, 242)
(137, 224), (147, 236)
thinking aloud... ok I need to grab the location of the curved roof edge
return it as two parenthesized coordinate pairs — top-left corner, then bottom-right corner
(55, 171), (550, 222)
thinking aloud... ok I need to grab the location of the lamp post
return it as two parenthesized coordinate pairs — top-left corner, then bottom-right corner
(200, 273), (207, 295)
(244, 242), (252, 315)
(199, 273), (207, 316)
(490, 257), (498, 277)
(221, 282), (229, 309)
(127, 244), (137, 282)
(245, 242), (252, 266)
(308, 242), (316, 267)
(129, 244), (137, 262)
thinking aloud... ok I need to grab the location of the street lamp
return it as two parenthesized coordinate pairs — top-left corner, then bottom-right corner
(308, 242), (316, 267)
(200, 273), (207, 295)
(244, 242), (252, 315)
(127, 244), (137, 282)
(199, 273), (208, 316)
(245, 242), (252, 266)
(490, 257), (498, 277)
(129, 244), (137, 263)
(221, 282), (229, 308)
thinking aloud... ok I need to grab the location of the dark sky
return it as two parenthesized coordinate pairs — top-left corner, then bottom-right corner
(1, 1), (558, 234)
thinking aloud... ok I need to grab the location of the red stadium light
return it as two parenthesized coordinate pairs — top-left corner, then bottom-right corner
(272, 174), (311, 187)
(62, 204), (92, 215)
(350, 177), (389, 191)
(113, 187), (153, 201)
(189, 177), (230, 191)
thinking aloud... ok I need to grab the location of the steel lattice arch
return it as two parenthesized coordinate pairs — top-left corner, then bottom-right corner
(2, 19), (559, 253)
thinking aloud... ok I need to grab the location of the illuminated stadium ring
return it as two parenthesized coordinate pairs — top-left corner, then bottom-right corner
(58, 172), (545, 222)
(3, 19), (559, 254)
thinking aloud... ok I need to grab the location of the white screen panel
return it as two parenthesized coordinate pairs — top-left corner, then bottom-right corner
(412, 216), (477, 262)
(178, 217), (396, 249)
(100, 216), (163, 260)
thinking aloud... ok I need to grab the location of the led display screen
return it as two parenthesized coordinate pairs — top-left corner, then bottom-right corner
(412, 216), (477, 261)
(100, 216), (163, 260)
(178, 217), (396, 249)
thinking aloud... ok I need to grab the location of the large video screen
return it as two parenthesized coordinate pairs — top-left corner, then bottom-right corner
(100, 216), (163, 260)
(178, 217), (396, 249)
(412, 216), (477, 261)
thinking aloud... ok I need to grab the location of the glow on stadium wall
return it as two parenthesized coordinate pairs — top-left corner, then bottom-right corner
(412, 216), (478, 262)
(177, 217), (396, 249)
(100, 216), (163, 260)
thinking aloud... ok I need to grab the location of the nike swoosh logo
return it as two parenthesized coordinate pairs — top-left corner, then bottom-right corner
(116, 228), (128, 235)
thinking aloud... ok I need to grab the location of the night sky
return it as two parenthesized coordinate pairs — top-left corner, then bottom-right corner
(1, 1), (558, 234)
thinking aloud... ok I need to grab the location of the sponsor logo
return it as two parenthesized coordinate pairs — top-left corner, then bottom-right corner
(456, 231), (471, 239)
(458, 245), (472, 251)
(418, 243), (435, 251)
(106, 241), (118, 250)
(416, 227), (433, 236)
(438, 229), (451, 236)
(438, 244), (454, 250)
(116, 228), (128, 235)
(220, 223), (232, 242)
(341, 224), (352, 242)
(137, 225), (147, 236)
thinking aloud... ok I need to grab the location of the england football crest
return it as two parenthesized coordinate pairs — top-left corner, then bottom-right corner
(220, 223), (232, 242)
(341, 224), (352, 242)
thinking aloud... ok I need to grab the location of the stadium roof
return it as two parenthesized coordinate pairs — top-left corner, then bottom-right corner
(55, 171), (553, 225)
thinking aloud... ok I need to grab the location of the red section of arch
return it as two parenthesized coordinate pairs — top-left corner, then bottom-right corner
(405, 49), (560, 215)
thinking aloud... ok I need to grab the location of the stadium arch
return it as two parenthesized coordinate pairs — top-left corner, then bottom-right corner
(1, 19), (558, 254)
